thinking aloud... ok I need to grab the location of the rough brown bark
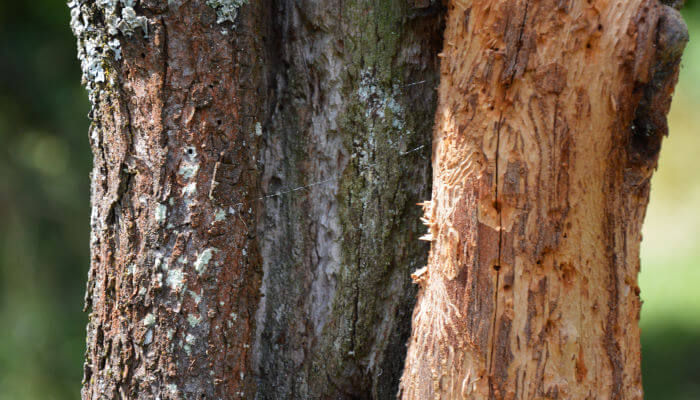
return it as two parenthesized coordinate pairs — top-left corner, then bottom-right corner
(74, 1), (268, 398)
(400, 0), (686, 399)
(72, 0), (442, 399)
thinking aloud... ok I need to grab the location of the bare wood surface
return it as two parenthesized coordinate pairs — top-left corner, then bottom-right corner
(401, 0), (687, 399)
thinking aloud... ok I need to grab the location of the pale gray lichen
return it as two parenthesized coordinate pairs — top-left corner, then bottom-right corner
(194, 248), (217, 274)
(119, 5), (149, 36)
(214, 208), (227, 222)
(166, 268), (185, 291)
(184, 333), (196, 355)
(107, 38), (121, 60)
(206, 0), (249, 24)
(143, 313), (156, 327)
(187, 314), (202, 327)
(68, 0), (149, 104)
(254, 122), (262, 137)
(188, 290), (202, 304)
(166, 384), (179, 395)
(143, 329), (153, 345)
(178, 163), (199, 179)
(155, 203), (167, 224)
(181, 182), (197, 197)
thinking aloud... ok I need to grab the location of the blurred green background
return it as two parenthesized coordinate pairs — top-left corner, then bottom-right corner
(0, 2), (698, 399)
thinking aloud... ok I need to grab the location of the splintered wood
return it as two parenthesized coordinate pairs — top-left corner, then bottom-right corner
(401, 0), (686, 399)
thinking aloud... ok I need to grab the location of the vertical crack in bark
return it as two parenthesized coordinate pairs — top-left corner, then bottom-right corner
(488, 112), (505, 386)
(105, 95), (137, 226)
(401, 1), (684, 398)
(505, 0), (531, 87)
(604, 207), (624, 400)
(159, 17), (169, 151)
(351, 278), (359, 355)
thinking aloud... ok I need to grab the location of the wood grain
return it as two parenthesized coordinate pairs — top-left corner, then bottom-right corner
(400, 0), (686, 398)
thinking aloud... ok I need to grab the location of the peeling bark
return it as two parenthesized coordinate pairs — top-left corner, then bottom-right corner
(401, 0), (686, 399)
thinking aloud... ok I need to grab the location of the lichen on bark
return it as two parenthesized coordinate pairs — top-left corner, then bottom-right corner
(254, 0), (443, 398)
(77, 1), (267, 398)
(205, 0), (249, 24)
(75, 0), (445, 398)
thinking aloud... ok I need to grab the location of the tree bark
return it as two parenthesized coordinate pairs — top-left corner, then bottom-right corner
(73, 0), (269, 398)
(71, 0), (442, 399)
(254, 1), (442, 398)
(400, 1), (686, 399)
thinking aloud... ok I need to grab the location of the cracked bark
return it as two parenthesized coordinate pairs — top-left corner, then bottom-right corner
(82, 1), (268, 398)
(401, 0), (686, 399)
(76, 0), (443, 399)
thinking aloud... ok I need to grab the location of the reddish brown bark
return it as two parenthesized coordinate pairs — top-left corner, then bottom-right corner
(76, 1), (268, 398)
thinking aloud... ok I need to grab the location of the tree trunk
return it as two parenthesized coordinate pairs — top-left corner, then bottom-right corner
(72, 0), (269, 398)
(400, 1), (686, 399)
(71, 0), (442, 399)
(254, 1), (442, 398)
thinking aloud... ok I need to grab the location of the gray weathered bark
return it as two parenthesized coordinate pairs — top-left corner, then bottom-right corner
(254, 1), (443, 398)
(71, 0), (442, 398)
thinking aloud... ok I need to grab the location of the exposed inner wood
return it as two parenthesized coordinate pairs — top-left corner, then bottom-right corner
(401, 0), (686, 399)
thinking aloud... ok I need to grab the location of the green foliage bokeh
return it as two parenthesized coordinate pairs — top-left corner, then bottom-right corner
(0, 1), (697, 398)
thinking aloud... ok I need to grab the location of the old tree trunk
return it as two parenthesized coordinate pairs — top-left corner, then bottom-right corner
(71, 0), (442, 398)
(70, 0), (686, 398)
(401, 0), (686, 399)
